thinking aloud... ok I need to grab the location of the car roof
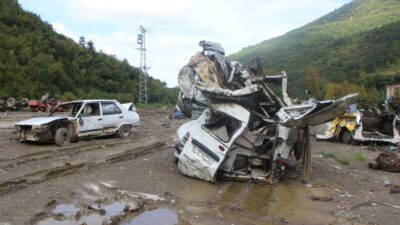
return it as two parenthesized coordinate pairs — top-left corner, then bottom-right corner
(67, 99), (118, 104)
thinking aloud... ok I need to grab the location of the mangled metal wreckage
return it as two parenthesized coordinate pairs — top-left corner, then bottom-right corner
(174, 41), (356, 183)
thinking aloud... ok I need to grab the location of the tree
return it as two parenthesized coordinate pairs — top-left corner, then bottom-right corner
(324, 82), (342, 99)
(303, 66), (322, 99)
(78, 36), (85, 47)
(0, 0), (178, 104)
(87, 40), (95, 52)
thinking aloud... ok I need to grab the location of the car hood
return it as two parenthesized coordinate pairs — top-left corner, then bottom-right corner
(15, 116), (69, 126)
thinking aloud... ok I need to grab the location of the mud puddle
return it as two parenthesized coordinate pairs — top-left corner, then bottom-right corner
(37, 203), (180, 225)
(52, 204), (80, 217)
(217, 180), (336, 224)
(37, 202), (138, 225)
(174, 178), (338, 224)
(122, 208), (178, 225)
(33, 181), (182, 225)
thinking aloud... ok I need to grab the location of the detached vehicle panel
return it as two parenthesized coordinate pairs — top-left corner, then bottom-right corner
(15, 100), (140, 146)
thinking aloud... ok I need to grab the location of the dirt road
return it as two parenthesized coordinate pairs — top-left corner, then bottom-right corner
(0, 110), (399, 225)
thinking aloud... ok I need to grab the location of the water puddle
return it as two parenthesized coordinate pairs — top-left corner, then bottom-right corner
(35, 182), (178, 225)
(216, 180), (336, 224)
(52, 204), (80, 218)
(37, 201), (180, 225)
(37, 201), (133, 225)
(178, 181), (219, 202)
(122, 208), (178, 225)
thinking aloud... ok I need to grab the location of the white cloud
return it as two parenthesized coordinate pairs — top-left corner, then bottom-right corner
(82, 32), (200, 87)
(70, 0), (192, 20)
(52, 22), (79, 41)
(31, 0), (351, 87)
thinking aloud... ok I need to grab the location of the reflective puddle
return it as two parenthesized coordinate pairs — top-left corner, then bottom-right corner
(37, 202), (179, 225)
(38, 202), (129, 225)
(122, 208), (178, 225)
(215, 180), (336, 224)
(35, 180), (338, 225)
(52, 204), (80, 218)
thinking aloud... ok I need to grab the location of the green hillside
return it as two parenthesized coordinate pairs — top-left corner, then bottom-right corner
(0, 0), (177, 103)
(231, 0), (400, 105)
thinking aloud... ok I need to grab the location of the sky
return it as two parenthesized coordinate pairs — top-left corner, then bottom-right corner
(18, 0), (351, 87)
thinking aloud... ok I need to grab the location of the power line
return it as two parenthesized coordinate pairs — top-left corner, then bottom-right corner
(137, 25), (148, 104)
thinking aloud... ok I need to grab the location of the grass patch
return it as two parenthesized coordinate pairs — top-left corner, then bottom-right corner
(337, 158), (351, 165)
(320, 150), (351, 165)
(320, 150), (336, 159)
(354, 152), (366, 161)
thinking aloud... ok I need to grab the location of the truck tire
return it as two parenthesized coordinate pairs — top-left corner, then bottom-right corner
(117, 124), (130, 138)
(341, 129), (353, 145)
(21, 98), (29, 107)
(55, 128), (70, 147)
(6, 97), (16, 108)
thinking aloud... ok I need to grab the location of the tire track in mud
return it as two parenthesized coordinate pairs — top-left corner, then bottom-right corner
(0, 141), (166, 195)
(0, 133), (171, 182)
(0, 109), (182, 196)
(0, 134), (148, 169)
(0, 113), (173, 166)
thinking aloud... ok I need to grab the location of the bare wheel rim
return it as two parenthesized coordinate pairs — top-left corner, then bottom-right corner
(122, 125), (130, 135)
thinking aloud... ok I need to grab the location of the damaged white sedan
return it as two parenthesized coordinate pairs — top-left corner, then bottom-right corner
(15, 100), (140, 146)
(174, 41), (356, 182)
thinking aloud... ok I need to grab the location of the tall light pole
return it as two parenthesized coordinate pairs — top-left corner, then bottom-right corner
(137, 25), (148, 104)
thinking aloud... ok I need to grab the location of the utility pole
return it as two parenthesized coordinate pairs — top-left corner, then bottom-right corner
(137, 25), (148, 104)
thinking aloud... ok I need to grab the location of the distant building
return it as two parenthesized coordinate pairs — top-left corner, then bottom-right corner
(386, 84), (400, 103)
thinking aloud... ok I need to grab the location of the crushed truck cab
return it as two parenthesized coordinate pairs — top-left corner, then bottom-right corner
(174, 40), (357, 183)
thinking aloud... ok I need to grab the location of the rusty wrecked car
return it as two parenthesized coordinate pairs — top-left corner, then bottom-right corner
(317, 104), (400, 145)
(174, 41), (357, 183)
(15, 100), (140, 146)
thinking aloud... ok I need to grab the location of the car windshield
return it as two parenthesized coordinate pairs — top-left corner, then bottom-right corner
(49, 102), (83, 117)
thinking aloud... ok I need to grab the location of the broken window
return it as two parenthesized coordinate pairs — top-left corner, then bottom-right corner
(81, 103), (100, 117)
(362, 114), (395, 137)
(202, 113), (241, 142)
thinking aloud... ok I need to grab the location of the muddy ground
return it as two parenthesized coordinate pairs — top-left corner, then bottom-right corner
(0, 109), (399, 225)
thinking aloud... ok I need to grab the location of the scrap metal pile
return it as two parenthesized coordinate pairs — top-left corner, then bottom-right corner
(0, 97), (29, 112)
(0, 94), (65, 112)
(174, 40), (357, 183)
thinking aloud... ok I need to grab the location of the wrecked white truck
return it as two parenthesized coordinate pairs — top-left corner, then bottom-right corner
(174, 41), (356, 183)
(15, 100), (140, 147)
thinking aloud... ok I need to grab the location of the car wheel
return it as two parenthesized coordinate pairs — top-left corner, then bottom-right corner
(6, 97), (16, 108)
(21, 98), (29, 107)
(341, 129), (353, 145)
(55, 128), (70, 147)
(117, 124), (130, 138)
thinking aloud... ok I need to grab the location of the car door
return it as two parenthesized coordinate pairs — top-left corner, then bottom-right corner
(100, 101), (123, 133)
(77, 102), (103, 136)
(177, 103), (250, 182)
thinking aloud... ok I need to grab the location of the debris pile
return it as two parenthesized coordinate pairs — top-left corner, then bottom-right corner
(0, 97), (29, 112)
(369, 152), (400, 172)
(28, 93), (66, 113)
(174, 40), (357, 182)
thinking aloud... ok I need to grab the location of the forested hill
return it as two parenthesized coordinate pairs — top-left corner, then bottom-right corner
(231, 0), (400, 106)
(0, 0), (177, 103)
